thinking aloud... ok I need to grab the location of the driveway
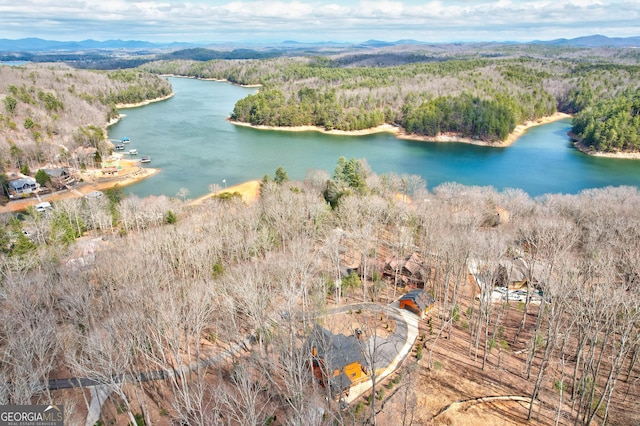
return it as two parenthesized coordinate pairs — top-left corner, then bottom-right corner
(327, 301), (420, 403)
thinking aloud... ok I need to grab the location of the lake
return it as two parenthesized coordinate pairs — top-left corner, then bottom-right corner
(107, 76), (640, 198)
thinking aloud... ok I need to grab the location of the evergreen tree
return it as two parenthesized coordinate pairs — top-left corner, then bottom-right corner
(323, 179), (341, 209)
(274, 166), (289, 185)
(35, 169), (51, 187)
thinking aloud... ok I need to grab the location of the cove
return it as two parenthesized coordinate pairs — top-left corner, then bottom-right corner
(108, 77), (640, 199)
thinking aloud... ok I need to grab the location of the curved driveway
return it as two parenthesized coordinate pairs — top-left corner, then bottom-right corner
(39, 301), (417, 422)
(327, 302), (420, 403)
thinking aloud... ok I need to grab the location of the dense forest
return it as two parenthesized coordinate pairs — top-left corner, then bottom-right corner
(0, 64), (171, 187)
(1, 160), (640, 425)
(140, 45), (640, 147)
(571, 87), (640, 152)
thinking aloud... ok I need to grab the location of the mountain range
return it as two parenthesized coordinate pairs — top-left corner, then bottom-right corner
(0, 38), (195, 51)
(532, 34), (640, 48)
(1, 35), (639, 52)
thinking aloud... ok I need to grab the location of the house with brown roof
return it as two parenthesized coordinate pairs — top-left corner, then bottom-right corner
(384, 252), (433, 287)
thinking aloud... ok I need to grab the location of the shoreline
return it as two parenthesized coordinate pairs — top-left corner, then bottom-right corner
(162, 74), (262, 88)
(229, 120), (401, 136)
(228, 112), (573, 146)
(1, 90), (173, 214)
(229, 111), (640, 159)
(115, 93), (175, 109)
(0, 162), (158, 214)
(190, 180), (262, 206)
(398, 112), (573, 147)
(568, 132), (640, 160)
(106, 93), (175, 128)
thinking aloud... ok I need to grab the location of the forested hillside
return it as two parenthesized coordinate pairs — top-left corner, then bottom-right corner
(0, 64), (171, 176)
(571, 87), (640, 152)
(1, 162), (640, 425)
(142, 45), (640, 147)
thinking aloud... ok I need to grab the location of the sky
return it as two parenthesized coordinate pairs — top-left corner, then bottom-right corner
(0, 0), (638, 44)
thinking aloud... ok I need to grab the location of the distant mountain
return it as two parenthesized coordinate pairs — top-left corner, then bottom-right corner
(533, 35), (640, 48)
(2, 35), (639, 57)
(393, 39), (425, 45)
(160, 48), (281, 61)
(360, 40), (397, 48)
(0, 38), (195, 51)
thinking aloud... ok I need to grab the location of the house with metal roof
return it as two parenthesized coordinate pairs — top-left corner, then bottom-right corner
(398, 289), (435, 318)
(43, 168), (75, 189)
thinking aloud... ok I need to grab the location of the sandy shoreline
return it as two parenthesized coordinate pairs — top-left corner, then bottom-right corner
(229, 112), (640, 160)
(190, 180), (262, 206)
(568, 132), (640, 160)
(105, 93), (175, 128)
(229, 112), (573, 147)
(115, 93), (175, 109)
(504, 112), (572, 146)
(229, 120), (401, 136)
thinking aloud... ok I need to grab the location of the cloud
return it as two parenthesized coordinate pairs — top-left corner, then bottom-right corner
(0, 0), (637, 42)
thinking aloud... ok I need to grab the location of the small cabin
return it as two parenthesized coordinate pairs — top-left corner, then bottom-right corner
(399, 289), (435, 318)
(102, 167), (119, 176)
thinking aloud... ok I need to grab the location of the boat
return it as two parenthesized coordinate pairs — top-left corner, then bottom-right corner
(121, 137), (130, 143)
(128, 149), (138, 155)
(140, 156), (151, 163)
(114, 143), (125, 151)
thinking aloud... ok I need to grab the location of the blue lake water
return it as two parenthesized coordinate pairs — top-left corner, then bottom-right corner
(108, 77), (640, 198)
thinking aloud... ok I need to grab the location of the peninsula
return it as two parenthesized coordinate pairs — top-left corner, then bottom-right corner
(229, 111), (573, 148)
(139, 44), (638, 158)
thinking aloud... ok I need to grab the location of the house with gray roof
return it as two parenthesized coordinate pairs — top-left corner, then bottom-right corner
(307, 324), (369, 398)
(7, 177), (37, 199)
(399, 289), (435, 318)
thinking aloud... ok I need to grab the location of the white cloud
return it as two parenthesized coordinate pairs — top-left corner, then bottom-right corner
(0, 0), (637, 42)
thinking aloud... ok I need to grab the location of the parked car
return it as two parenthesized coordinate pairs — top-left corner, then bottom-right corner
(505, 290), (527, 302)
(84, 190), (104, 200)
(35, 201), (52, 213)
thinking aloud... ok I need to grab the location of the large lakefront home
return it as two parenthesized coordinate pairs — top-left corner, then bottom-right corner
(307, 325), (369, 398)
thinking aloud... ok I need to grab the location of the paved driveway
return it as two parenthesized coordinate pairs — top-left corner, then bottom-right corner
(327, 302), (420, 403)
